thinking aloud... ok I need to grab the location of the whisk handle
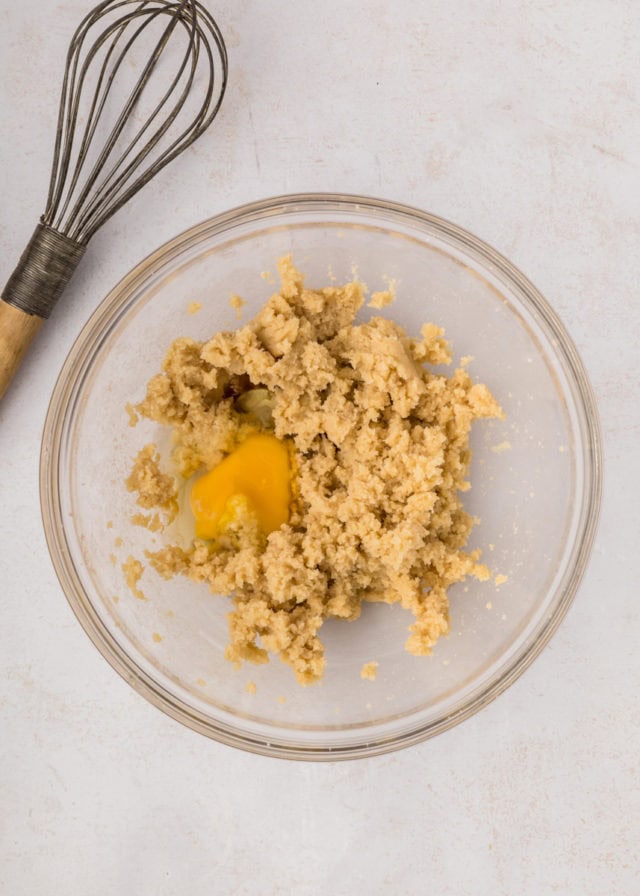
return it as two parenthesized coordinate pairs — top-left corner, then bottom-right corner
(0, 224), (85, 399)
(0, 302), (44, 399)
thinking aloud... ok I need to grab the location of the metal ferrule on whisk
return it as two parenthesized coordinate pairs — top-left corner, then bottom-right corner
(3, 225), (86, 319)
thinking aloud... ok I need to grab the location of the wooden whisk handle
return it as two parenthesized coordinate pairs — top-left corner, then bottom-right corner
(0, 302), (44, 399)
(0, 223), (85, 400)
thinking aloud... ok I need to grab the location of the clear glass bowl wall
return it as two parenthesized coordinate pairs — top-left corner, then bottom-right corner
(41, 195), (601, 759)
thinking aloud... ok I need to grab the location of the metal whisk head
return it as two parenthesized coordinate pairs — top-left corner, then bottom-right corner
(45, 0), (228, 243)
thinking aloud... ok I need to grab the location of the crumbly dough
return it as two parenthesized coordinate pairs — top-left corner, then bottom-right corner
(129, 256), (503, 685)
(126, 444), (177, 520)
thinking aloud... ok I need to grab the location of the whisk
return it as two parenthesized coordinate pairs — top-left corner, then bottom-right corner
(0, 0), (228, 399)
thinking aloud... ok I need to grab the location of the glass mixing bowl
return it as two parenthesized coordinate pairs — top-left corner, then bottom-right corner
(41, 194), (601, 759)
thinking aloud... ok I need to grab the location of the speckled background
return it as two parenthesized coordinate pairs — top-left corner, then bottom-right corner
(1, 1), (638, 893)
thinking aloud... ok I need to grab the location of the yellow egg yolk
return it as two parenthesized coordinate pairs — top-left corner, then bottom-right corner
(190, 432), (291, 540)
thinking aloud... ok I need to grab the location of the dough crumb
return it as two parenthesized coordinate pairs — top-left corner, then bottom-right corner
(368, 290), (392, 309)
(368, 280), (396, 309)
(491, 441), (512, 454)
(188, 301), (202, 315)
(460, 355), (474, 368)
(196, 677), (207, 687)
(125, 402), (139, 427)
(361, 661), (379, 681)
(112, 595), (119, 604)
(106, 520), (113, 529)
(229, 293), (246, 319)
(109, 553), (116, 565)
(245, 680), (257, 695)
(130, 512), (164, 532)
(125, 444), (177, 520)
(277, 695), (287, 704)
(114, 537), (123, 548)
(152, 631), (163, 643)
(122, 555), (146, 601)
(485, 601), (493, 610)
(495, 574), (508, 587)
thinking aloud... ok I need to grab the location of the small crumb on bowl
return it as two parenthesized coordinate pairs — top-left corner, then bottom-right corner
(491, 441), (512, 454)
(114, 536), (123, 548)
(229, 293), (246, 319)
(367, 284), (396, 309)
(361, 661), (379, 681)
(106, 520), (113, 529)
(112, 595), (119, 604)
(125, 402), (139, 427)
(495, 574), (508, 587)
(122, 555), (146, 601)
(277, 695), (287, 704)
(109, 553), (116, 565)
(485, 601), (493, 610)
(187, 301), (202, 315)
(152, 631), (163, 643)
(196, 677), (207, 687)
(460, 355), (474, 367)
(245, 680), (257, 695)
(130, 512), (164, 532)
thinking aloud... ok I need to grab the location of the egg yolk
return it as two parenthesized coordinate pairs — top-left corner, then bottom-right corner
(190, 432), (291, 540)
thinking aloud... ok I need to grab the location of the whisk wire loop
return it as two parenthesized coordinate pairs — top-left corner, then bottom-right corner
(43, 0), (227, 243)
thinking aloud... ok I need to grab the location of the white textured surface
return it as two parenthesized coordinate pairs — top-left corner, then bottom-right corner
(1, 1), (639, 893)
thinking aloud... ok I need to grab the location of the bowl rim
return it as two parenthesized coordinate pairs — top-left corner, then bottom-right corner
(40, 192), (603, 760)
